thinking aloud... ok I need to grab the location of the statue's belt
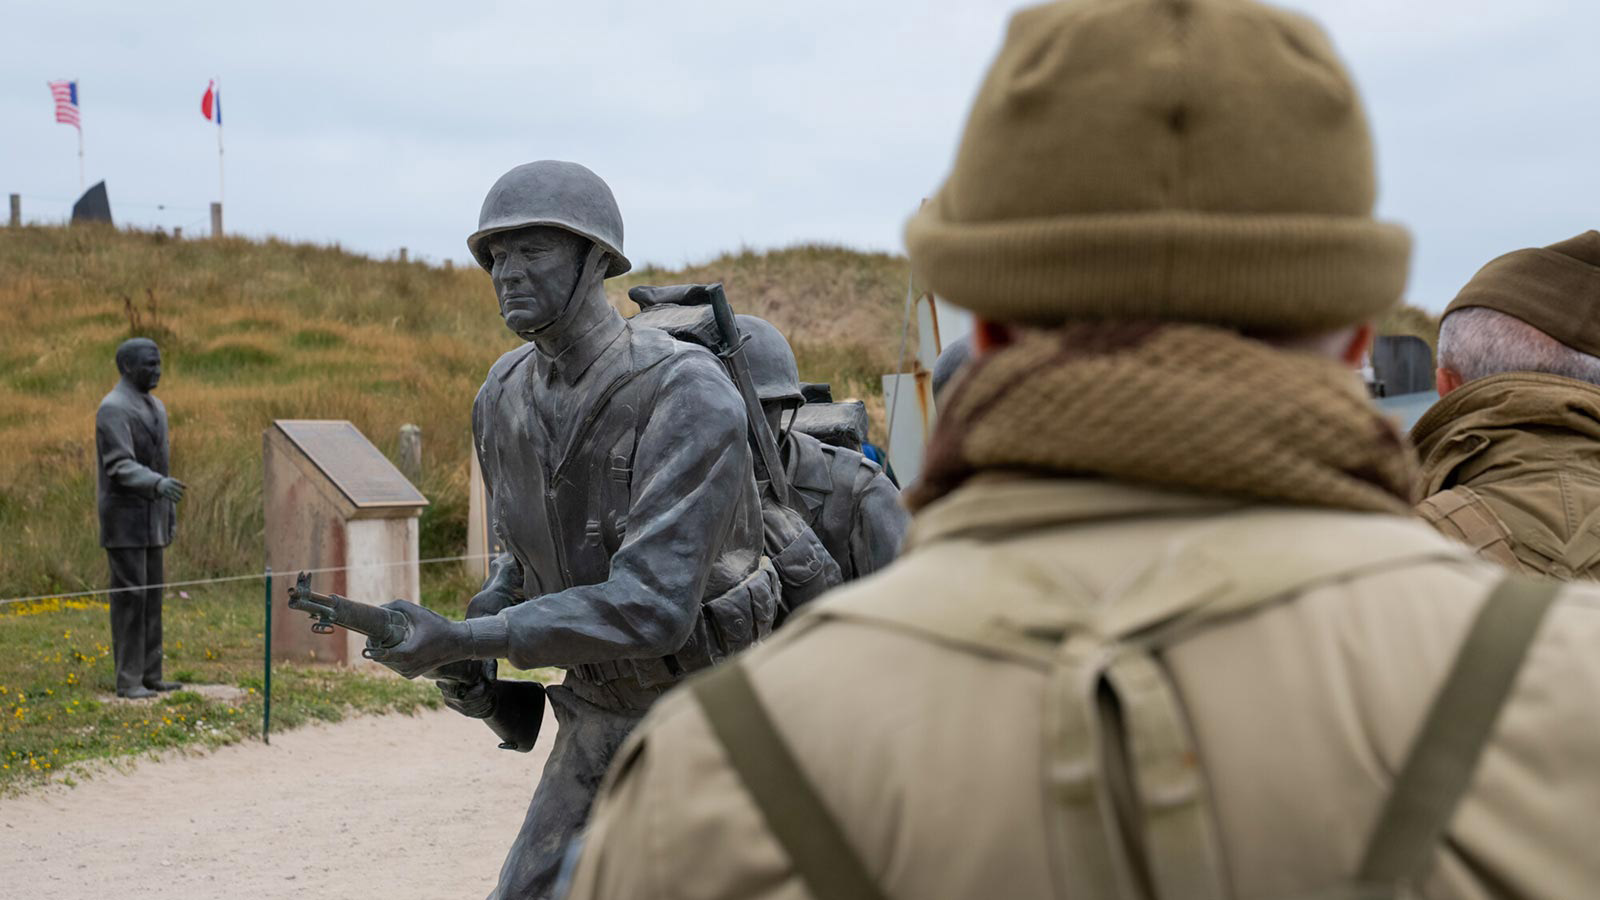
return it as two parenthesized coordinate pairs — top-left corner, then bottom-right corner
(570, 562), (778, 692)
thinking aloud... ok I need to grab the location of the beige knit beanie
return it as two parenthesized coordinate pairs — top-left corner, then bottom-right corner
(905, 0), (1411, 334)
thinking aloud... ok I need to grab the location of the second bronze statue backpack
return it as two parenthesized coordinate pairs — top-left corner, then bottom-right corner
(629, 282), (843, 620)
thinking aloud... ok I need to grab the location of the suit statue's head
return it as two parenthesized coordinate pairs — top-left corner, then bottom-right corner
(116, 338), (162, 393)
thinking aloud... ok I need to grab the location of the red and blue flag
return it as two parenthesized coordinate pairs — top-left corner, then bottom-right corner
(201, 80), (222, 125)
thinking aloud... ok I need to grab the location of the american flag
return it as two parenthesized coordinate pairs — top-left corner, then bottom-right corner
(49, 79), (80, 130)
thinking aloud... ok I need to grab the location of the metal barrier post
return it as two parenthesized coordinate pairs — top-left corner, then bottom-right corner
(263, 566), (272, 744)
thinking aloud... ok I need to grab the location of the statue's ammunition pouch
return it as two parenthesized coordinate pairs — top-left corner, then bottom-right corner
(569, 559), (779, 710)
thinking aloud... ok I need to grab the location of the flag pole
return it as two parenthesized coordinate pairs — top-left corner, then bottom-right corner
(216, 77), (224, 206)
(77, 78), (84, 193)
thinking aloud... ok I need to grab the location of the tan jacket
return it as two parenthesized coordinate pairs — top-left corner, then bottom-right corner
(565, 477), (1600, 900)
(1414, 372), (1600, 578)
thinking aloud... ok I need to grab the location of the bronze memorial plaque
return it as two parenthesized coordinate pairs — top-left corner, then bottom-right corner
(273, 420), (427, 509)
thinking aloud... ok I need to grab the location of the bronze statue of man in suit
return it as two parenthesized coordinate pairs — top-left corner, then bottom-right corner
(96, 338), (186, 699)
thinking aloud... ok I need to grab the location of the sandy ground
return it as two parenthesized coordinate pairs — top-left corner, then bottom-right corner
(0, 706), (557, 900)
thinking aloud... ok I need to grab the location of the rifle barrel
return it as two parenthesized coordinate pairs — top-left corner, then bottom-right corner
(287, 577), (410, 649)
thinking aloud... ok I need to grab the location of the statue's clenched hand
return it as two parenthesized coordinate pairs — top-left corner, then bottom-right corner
(157, 477), (187, 503)
(365, 600), (473, 679)
(437, 665), (498, 719)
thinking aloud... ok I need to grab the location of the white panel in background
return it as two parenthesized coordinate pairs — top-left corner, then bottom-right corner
(882, 373), (932, 489)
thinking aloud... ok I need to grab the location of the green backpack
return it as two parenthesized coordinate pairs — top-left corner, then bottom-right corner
(690, 511), (1559, 900)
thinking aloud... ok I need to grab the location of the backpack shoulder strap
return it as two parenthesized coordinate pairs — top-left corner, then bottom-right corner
(1415, 487), (1525, 573)
(1355, 574), (1560, 890)
(690, 660), (888, 900)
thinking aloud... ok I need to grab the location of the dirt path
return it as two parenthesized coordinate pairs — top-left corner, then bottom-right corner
(0, 706), (557, 899)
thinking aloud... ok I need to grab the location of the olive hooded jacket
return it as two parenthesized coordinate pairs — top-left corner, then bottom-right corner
(1414, 372), (1600, 578)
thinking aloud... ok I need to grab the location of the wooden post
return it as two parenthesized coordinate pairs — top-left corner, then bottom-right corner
(443, 259), (453, 271)
(398, 247), (408, 264)
(398, 424), (423, 484)
(263, 568), (272, 744)
(173, 226), (183, 240)
(8, 194), (19, 228)
(210, 202), (223, 238)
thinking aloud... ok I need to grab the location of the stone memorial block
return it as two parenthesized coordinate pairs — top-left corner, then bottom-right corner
(263, 420), (427, 666)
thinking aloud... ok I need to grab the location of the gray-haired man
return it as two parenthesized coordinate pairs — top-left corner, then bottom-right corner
(1414, 230), (1600, 577)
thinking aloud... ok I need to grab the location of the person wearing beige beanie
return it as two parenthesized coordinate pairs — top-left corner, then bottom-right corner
(564, 2), (1600, 898)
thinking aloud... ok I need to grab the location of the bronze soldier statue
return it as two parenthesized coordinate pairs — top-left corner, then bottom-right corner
(95, 338), (186, 700)
(738, 315), (907, 585)
(364, 161), (773, 900)
(1413, 230), (1600, 577)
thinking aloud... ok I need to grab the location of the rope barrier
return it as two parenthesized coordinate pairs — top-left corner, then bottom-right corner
(0, 553), (495, 608)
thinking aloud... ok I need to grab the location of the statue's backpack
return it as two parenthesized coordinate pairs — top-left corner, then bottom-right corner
(627, 285), (842, 619)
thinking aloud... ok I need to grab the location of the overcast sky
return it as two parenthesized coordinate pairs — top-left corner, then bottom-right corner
(3, 0), (1595, 310)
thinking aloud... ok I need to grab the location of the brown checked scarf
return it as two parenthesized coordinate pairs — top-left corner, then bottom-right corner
(907, 323), (1418, 516)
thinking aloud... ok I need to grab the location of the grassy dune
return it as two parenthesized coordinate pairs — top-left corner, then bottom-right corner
(0, 226), (909, 599)
(0, 225), (908, 791)
(618, 245), (911, 420)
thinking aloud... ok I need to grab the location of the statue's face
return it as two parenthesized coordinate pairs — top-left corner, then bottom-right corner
(485, 226), (585, 340)
(127, 346), (162, 392)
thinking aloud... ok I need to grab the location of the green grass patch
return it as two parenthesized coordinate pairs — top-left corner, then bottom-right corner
(0, 583), (440, 796)
(176, 342), (281, 377)
(289, 328), (345, 349)
(7, 369), (71, 395)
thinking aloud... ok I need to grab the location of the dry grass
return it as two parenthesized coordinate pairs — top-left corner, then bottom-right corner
(1377, 304), (1442, 356)
(612, 243), (912, 431)
(0, 226), (909, 599)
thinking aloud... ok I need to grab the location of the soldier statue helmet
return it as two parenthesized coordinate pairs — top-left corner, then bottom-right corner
(468, 160), (631, 277)
(738, 314), (805, 437)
